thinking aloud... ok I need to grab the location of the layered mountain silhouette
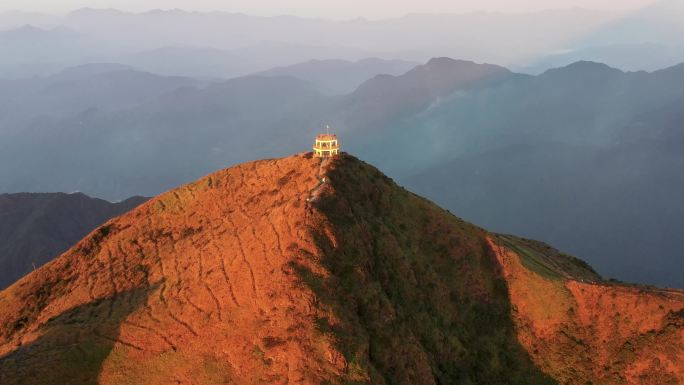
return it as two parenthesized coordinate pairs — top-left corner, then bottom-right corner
(0, 64), (200, 128)
(256, 58), (417, 94)
(117, 43), (378, 80)
(2, 57), (684, 287)
(0, 193), (147, 290)
(4, 3), (684, 77)
(391, 60), (684, 288)
(335, 58), (514, 133)
(0, 154), (681, 385)
(0, 57), (518, 199)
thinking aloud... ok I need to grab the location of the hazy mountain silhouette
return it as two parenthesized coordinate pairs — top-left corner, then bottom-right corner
(0, 192), (147, 289)
(2, 4), (684, 77)
(56, 7), (609, 62)
(526, 43), (684, 74)
(386, 61), (684, 287)
(0, 64), (200, 130)
(520, 0), (684, 73)
(0, 57), (513, 199)
(0, 74), (324, 199)
(0, 25), (106, 78)
(118, 43), (377, 79)
(0, 11), (58, 30)
(334, 57), (518, 161)
(119, 46), (246, 78)
(580, 0), (684, 48)
(255, 58), (417, 94)
(0, 7), (644, 77)
(1, 58), (684, 288)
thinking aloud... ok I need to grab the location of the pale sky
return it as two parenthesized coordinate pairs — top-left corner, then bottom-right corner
(0, 0), (660, 19)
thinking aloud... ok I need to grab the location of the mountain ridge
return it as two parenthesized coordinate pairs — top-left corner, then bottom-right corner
(0, 153), (681, 384)
(255, 58), (417, 94)
(3, 57), (684, 287)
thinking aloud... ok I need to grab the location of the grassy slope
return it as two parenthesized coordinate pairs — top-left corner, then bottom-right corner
(496, 235), (602, 283)
(304, 154), (555, 384)
(490, 231), (684, 384)
(1, 153), (679, 385)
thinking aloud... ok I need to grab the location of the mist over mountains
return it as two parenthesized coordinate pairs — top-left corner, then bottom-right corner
(1, 55), (683, 288)
(1, 3), (684, 289)
(256, 58), (417, 94)
(1, 1), (684, 77)
(0, 64), (201, 128)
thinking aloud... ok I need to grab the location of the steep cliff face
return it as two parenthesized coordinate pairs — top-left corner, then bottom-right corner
(0, 153), (681, 385)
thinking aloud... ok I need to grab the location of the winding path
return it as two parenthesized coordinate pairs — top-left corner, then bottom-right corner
(306, 157), (330, 204)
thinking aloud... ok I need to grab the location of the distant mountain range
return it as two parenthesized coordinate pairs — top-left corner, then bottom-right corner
(117, 43), (383, 80)
(255, 58), (417, 94)
(1, 2), (684, 77)
(0, 192), (147, 289)
(2, 57), (683, 288)
(0, 63), (200, 128)
(348, 59), (684, 288)
(0, 25), (103, 78)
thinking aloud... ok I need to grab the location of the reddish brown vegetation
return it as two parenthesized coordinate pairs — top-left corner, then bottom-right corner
(0, 154), (345, 384)
(490, 237), (684, 384)
(0, 153), (681, 385)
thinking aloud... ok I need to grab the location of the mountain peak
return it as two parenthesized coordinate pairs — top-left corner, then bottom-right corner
(423, 57), (474, 67)
(0, 153), (682, 384)
(13, 24), (43, 32)
(347, 57), (514, 125)
(418, 56), (509, 74)
(542, 60), (623, 78)
(425, 56), (469, 66)
(0, 24), (44, 37)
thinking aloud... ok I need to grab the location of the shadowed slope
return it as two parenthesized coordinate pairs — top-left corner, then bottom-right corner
(0, 193), (147, 289)
(304, 155), (553, 384)
(0, 285), (155, 385)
